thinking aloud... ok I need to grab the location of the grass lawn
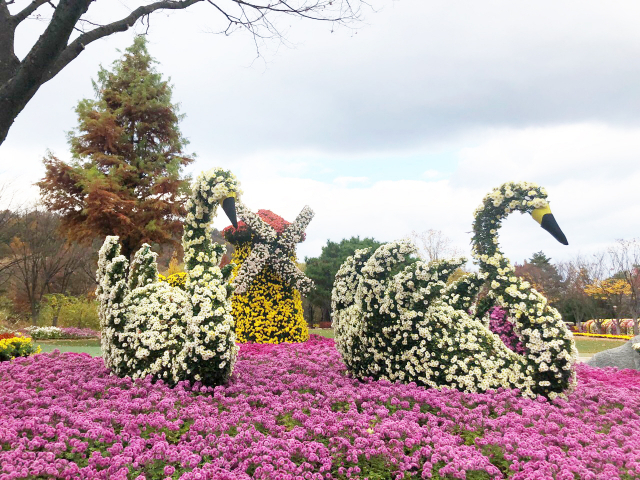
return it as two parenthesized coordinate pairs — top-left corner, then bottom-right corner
(35, 338), (102, 357)
(574, 337), (626, 355)
(309, 328), (335, 339)
(311, 328), (626, 357)
(33, 331), (628, 358)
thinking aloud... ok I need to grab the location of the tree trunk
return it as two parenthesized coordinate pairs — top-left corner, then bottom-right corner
(52, 304), (63, 327)
(613, 317), (621, 336)
(30, 301), (40, 326)
(633, 315), (639, 336)
(306, 302), (314, 328)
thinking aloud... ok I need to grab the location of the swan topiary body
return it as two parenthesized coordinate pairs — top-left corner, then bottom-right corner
(96, 168), (241, 386)
(332, 181), (577, 399)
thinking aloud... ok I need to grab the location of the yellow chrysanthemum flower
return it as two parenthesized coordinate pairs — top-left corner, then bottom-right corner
(231, 243), (309, 344)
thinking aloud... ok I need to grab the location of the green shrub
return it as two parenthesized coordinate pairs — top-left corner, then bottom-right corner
(39, 294), (100, 330)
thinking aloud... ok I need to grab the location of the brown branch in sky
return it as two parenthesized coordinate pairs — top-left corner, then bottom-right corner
(0, 0), (367, 146)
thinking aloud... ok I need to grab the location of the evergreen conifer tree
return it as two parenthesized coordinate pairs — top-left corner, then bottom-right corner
(38, 36), (193, 260)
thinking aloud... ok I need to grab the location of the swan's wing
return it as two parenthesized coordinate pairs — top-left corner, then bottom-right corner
(127, 244), (159, 290)
(441, 271), (487, 312)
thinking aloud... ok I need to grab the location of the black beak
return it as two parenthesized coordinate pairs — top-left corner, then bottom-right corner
(540, 213), (568, 245)
(222, 196), (238, 229)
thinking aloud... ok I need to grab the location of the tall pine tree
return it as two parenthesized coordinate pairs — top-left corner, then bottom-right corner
(38, 36), (193, 260)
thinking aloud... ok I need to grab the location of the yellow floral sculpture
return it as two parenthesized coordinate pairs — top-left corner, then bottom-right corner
(223, 207), (314, 343)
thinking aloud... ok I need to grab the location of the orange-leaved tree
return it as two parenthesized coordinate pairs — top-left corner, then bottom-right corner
(584, 278), (631, 335)
(37, 36), (193, 261)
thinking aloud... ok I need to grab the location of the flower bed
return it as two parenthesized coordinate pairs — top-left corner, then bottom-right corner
(573, 332), (633, 341)
(0, 333), (40, 361)
(1, 335), (640, 479)
(581, 319), (638, 336)
(23, 326), (101, 340)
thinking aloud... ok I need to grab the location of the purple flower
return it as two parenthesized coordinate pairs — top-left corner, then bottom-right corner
(0, 336), (638, 479)
(488, 306), (527, 355)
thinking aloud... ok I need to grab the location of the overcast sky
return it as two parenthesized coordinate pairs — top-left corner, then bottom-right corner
(1, 0), (639, 265)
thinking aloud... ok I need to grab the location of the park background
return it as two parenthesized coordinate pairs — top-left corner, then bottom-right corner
(0, 0), (639, 337)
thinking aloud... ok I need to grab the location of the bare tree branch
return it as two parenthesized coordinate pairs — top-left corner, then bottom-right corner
(0, 0), (369, 146)
(10, 0), (50, 25)
(43, 0), (204, 83)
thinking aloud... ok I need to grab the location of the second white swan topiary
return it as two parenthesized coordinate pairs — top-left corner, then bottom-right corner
(96, 168), (241, 386)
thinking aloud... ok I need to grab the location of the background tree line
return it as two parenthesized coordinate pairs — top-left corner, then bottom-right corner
(0, 37), (192, 329)
(301, 233), (640, 335)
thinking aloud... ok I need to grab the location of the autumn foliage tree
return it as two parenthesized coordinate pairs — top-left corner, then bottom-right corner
(555, 258), (597, 332)
(5, 208), (94, 324)
(584, 278), (631, 335)
(38, 36), (193, 260)
(609, 239), (640, 335)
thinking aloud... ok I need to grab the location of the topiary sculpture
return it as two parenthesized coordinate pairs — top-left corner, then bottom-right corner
(332, 181), (577, 399)
(96, 168), (241, 386)
(223, 206), (314, 343)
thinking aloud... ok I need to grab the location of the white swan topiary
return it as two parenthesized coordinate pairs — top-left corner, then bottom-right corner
(332, 181), (577, 399)
(96, 168), (241, 386)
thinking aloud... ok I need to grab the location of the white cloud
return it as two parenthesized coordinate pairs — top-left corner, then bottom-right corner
(332, 176), (369, 187)
(213, 122), (640, 265)
(422, 170), (440, 180)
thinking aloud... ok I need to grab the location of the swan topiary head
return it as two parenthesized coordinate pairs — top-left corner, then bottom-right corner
(473, 181), (568, 260)
(183, 168), (242, 277)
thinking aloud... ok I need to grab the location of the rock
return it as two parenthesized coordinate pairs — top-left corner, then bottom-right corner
(586, 335), (640, 370)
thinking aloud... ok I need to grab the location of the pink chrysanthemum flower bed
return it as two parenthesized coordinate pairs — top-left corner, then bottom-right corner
(1, 335), (640, 480)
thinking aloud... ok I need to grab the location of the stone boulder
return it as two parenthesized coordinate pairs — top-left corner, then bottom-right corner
(586, 335), (640, 370)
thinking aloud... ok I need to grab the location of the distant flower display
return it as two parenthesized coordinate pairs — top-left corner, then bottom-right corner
(582, 318), (638, 336)
(24, 326), (100, 339)
(0, 333), (40, 361)
(1, 339), (639, 479)
(574, 331), (634, 341)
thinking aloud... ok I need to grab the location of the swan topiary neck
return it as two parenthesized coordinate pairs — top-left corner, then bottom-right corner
(471, 181), (577, 398)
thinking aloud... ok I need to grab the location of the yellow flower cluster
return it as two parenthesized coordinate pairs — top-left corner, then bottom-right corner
(231, 243), (309, 344)
(158, 271), (188, 289)
(573, 332), (633, 340)
(0, 333), (41, 361)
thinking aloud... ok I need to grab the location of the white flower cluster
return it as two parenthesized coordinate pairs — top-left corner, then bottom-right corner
(333, 241), (531, 396)
(471, 181), (577, 398)
(232, 203), (314, 295)
(96, 168), (241, 387)
(332, 181), (577, 400)
(25, 326), (63, 339)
